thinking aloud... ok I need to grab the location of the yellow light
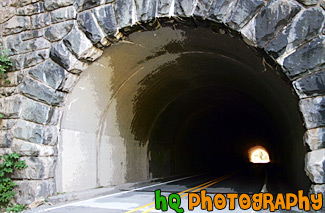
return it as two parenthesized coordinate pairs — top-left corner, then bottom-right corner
(248, 146), (270, 163)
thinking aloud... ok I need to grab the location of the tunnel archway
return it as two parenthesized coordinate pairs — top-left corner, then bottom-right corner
(249, 146), (270, 163)
(58, 22), (309, 193)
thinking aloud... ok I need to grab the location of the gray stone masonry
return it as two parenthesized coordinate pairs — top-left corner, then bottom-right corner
(0, 0), (325, 205)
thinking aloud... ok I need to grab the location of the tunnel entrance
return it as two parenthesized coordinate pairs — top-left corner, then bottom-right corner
(249, 146), (270, 164)
(148, 87), (276, 176)
(58, 22), (309, 194)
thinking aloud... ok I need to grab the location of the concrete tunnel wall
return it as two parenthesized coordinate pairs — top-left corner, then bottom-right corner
(59, 26), (309, 193)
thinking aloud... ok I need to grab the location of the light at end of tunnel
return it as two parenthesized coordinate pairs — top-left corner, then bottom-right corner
(249, 146), (270, 164)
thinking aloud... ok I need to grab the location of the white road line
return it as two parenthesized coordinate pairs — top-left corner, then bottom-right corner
(44, 173), (206, 212)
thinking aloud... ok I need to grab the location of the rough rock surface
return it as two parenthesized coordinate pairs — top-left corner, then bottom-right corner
(225, 0), (265, 30)
(304, 128), (325, 150)
(63, 25), (103, 60)
(28, 60), (66, 90)
(208, 0), (235, 23)
(175, 0), (196, 17)
(282, 36), (325, 79)
(193, 0), (214, 18)
(293, 70), (325, 98)
(305, 149), (325, 184)
(12, 120), (44, 144)
(300, 97), (325, 129)
(50, 6), (76, 24)
(11, 139), (57, 157)
(50, 42), (87, 72)
(12, 157), (57, 179)
(93, 4), (117, 37)
(310, 184), (325, 195)
(18, 77), (66, 106)
(266, 7), (325, 59)
(241, 0), (301, 47)
(44, 21), (75, 42)
(134, 0), (156, 22)
(77, 11), (108, 46)
(14, 179), (56, 205)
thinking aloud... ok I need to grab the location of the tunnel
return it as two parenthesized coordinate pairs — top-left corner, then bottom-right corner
(58, 21), (310, 194)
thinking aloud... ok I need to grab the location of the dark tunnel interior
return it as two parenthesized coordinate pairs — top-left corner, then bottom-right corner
(59, 21), (312, 193)
(117, 24), (311, 192)
(64, 22), (312, 193)
(149, 87), (280, 175)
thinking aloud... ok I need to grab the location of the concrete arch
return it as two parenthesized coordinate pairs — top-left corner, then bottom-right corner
(0, 0), (325, 203)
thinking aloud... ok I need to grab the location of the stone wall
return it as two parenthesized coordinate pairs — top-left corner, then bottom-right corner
(0, 0), (324, 204)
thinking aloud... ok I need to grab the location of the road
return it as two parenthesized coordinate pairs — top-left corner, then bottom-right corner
(38, 165), (269, 213)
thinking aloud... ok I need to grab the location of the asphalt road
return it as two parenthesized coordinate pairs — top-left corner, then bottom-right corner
(36, 164), (272, 213)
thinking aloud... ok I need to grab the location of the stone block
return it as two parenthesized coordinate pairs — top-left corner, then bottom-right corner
(23, 49), (50, 69)
(44, 0), (75, 11)
(225, 0), (265, 30)
(50, 42), (87, 71)
(44, 20), (75, 42)
(134, 0), (156, 22)
(9, 0), (38, 7)
(310, 184), (325, 195)
(58, 72), (78, 92)
(21, 29), (44, 41)
(0, 95), (24, 118)
(2, 16), (30, 36)
(47, 107), (61, 126)
(18, 77), (66, 106)
(208, 0), (236, 23)
(43, 126), (58, 146)
(14, 179), (56, 205)
(63, 25), (103, 61)
(174, 0), (196, 17)
(6, 36), (51, 56)
(17, 2), (44, 16)
(13, 157), (56, 179)
(29, 60), (67, 89)
(241, 0), (301, 47)
(77, 10), (109, 47)
(266, 7), (325, 59)
(3, 71), (24, 86)
(93, 4), (118, 37)
(11, 139), (57, 157)
(193, 0), (214, 18)
(157, 0), (173, 17)
(9, 54), (24, 71)
(282, 36), (325, 79)
(12, 120), (43, 144)
(75, 0), (112, 12)
(0, 130), (13, 148)
(30, 13), (51, 30)
(4, 34), (21, 56)
(0, 148), (12, 156)
(20, 98), (51, 124)
(297, 0), (319, 6)
(0, 119), (17, 130)
(305, 149), (325, 184)
(0, 5), (16, 24)
(51, 6), (76, 24)
(1, 87), (18, 97)
(293, 70), (325, 98)
(304, 128), (325, 151)
(115, 0), (134, 28)
(300, 96), (325, 129)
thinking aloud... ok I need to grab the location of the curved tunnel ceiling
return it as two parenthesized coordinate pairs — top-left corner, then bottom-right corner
(60, 24), (309, 193)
